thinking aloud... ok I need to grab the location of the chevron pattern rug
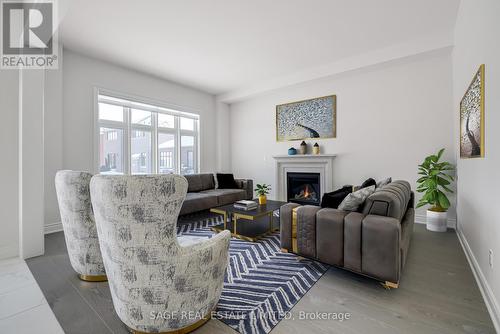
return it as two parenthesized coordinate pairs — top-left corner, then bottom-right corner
(177, 212), (328, 334)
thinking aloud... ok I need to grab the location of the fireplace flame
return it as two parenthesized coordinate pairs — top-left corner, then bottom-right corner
(304, 184), (310, 198)
(293, 183), (318, 202)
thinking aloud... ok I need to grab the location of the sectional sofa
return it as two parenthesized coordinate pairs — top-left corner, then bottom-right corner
(280, 180), (414, 287)
(180, 173), (253, 215)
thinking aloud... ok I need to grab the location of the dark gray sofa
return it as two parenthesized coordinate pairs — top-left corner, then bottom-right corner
(180, 174), (253, 215)
(280, 180), (414, 288)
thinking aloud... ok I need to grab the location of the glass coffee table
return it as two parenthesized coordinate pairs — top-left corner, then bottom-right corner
(210, 199), (287, 242)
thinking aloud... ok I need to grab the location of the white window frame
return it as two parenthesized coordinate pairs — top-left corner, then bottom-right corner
(93, 88), (201, 175)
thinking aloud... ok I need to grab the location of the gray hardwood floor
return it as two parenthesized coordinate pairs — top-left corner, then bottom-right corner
(26, 224), (495, 334)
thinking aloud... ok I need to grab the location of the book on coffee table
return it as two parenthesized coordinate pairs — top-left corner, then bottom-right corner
(234, 200), (258, 210)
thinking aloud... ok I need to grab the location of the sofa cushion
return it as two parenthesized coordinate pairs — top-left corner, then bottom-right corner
(184, 174), (203, 192)
(199, 173), (215, 190)
(184, 174), (215, 192)
(320, 186), (352, 209)
(338, 185), (375, 211)
(201, 189), (247, 206)
(216, 173), (238, 189)
(361, 180), (411, 220)
(376, 177), (392, 188)
(179, 192), (218, 215)
(360, 178), (376, 189)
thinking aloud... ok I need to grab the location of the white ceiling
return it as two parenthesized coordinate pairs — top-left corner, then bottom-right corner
(60, 0), (459, 95)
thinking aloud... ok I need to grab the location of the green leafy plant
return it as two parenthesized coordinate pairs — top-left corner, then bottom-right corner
(416, 148), (455, 211)
(254, 184), (271, 196)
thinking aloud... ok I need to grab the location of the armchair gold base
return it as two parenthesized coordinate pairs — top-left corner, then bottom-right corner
(78, 274), (108, 282)
(129, 311), (211, 334)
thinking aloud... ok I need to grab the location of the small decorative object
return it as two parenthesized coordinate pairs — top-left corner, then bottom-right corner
(288, 147), (297, 155)
(255, 184), (271, 205)
(460, 64), (485, 158)
(299, 141), (307, 154)
(313, 143), (320, 155)
(276, 95), (337, 141)
(416, 148), (455, 232)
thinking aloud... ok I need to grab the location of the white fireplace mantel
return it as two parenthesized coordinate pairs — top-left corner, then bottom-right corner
(272, 154), (336, 202)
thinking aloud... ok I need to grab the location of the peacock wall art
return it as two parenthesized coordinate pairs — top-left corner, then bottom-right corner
(276, 95), (336, 142)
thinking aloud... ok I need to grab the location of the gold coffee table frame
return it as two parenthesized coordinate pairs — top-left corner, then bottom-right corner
(210, 200), (285, 242)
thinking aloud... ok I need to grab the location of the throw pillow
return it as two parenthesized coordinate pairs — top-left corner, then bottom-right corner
(376, 177), (392, 188)
(360, 178), (376, 189)
(338, 185), (376, 211)
(320, 186), (352, 209)
(216, 173), (238, 189)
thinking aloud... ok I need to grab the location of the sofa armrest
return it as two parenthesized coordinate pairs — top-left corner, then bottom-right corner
(296, 205), (321, 258)
(280, 203), (300, 251)
(234, 178), (253, 200)
(361, 180), (411, 220)
(361, 214), (401, 283)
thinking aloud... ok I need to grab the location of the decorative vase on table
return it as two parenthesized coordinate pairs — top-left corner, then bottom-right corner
(416, 148), (455, 233)
(255, 184), (271, 205)
(258, 195), (267, 205)
(313, 143), (320, 155)
(288, 147), (297, 155)
(299, 141), (307, 154)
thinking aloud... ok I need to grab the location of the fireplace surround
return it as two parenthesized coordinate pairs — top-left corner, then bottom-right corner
(273, 154), (336, 203)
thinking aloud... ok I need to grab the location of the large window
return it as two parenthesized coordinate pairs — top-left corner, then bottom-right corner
(96, 92), (199, 175)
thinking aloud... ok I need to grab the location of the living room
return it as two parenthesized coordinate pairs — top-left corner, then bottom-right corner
(0, 0), (499, 333)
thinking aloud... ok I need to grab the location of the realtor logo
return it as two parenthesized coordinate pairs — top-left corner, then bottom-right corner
(1, 0), (58, 69)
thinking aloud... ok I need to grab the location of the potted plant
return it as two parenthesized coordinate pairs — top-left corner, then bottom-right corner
(416, 148), (455, 232)
(255, 184), (271, 205)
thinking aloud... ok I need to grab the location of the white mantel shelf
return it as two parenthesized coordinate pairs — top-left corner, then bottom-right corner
(273, 154), (337, 159)
(273, 154), (336, 202)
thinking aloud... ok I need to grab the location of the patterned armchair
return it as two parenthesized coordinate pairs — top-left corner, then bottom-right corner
(55, 170), (106, 281)
(90, 174), (231, 334)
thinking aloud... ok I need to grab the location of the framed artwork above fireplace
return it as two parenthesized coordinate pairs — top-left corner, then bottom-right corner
(276, 95), (337, 142)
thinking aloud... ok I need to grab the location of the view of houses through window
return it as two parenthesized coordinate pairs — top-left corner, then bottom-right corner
(97, 93), (199, 175)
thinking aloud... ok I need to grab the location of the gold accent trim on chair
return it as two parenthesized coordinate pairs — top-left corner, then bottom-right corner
(129, 310), (212, 334)
(78, 274), (107, 282)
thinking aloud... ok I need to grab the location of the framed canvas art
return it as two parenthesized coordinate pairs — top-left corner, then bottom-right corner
(276, 95), (336, 142)
(460, 64), (485, 158)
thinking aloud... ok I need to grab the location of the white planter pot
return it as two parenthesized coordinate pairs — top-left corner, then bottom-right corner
(426, 209), (447, 232)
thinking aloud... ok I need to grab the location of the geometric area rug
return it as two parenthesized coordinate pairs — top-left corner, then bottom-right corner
(178, 213), (328, 334)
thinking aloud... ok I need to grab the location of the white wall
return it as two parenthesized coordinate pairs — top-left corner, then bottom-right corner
(453, 0), (500, 329)
(0, 69), (45, 260)
(229, 50), (456, 220)
(0, 70), (20, 259)
(44, 59), (64, 233)
(40, 49), (219, 228)
(19, 70), (45, 258)
(62, 49), (217, 173)
(215, 101), (231, 172)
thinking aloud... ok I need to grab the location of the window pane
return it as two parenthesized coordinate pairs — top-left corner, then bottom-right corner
(99, 103), (123, 122)
(158, 114), (175, 128)
(99, 127), (123, 174)
(180, 117), (195, 131)
(181, 135), (196, 175)
(131, 130), (152, 174)
(131, 109), (152, 126)
(158, 133), (175, 174)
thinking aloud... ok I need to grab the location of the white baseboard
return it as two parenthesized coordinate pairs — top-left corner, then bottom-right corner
(44, 222), (63, 234)
(415, 214), (456, 229)
(456, 227), (500, 333)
